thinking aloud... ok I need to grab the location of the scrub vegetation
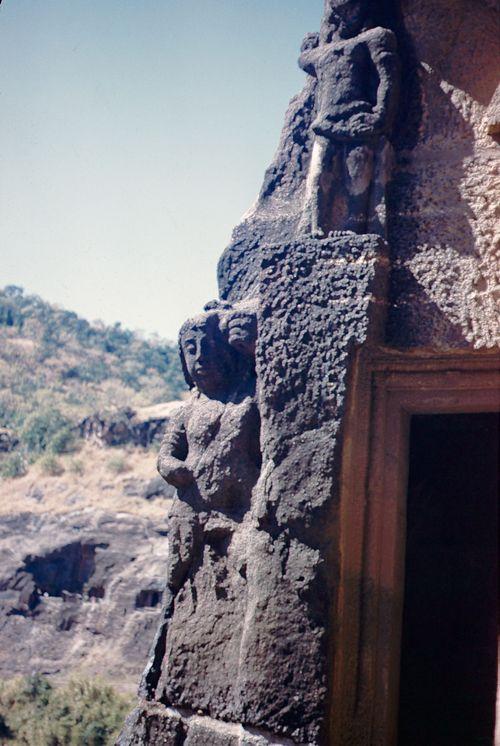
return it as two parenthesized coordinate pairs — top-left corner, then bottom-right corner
(0, 285), (184, 477)
(0, 675), (132, 745)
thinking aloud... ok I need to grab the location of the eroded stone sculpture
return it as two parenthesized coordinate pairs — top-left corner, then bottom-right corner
(120, 0), (500, 742)
(298, 0), (399, 237)
(140, 299), (261, 706)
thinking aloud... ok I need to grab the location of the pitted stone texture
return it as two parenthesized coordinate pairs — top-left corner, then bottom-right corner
(119, 705), (299, 746)
(240, 235), (387, 743)
(219, 0), (499, 349)
(234, 529), (327, 743)
(138, 302), (261, 724)
(486, 83), (500, 135)
(118, 704), (185, 745)
(388, 0), (500, 348)
(258, 235), (386, 467)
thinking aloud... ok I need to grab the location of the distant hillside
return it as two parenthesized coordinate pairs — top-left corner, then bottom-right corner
(0, 285), (184, 473)
(0, 285), (180, 698)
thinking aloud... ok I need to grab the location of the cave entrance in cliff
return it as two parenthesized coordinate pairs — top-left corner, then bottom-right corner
(332, 353), (500, 746)
(398, 412), (498, 746)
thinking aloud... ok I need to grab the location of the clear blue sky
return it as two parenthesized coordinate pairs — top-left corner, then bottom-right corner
(0, 0), (323, 340)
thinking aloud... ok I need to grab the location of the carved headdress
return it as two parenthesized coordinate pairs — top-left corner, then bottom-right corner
(321, 0), (373, 42)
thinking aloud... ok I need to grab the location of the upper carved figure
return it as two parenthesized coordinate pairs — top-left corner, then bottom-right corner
(298, 0), (400, 238)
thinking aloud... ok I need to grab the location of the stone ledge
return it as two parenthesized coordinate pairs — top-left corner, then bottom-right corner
(118, 702), (304, 746)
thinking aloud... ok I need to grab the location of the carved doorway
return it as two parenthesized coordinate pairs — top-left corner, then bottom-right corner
(332, 352), (500, 746)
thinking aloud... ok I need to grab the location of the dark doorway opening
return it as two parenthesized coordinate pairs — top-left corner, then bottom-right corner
(398, 412), (499, 746)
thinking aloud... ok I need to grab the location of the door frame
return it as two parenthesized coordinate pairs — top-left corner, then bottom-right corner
(330, 348), (500, 746)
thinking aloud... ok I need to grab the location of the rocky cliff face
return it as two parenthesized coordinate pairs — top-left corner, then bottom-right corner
(0, 443), (175, 693)
(0, 508), (168, 691)
(79, 402), (183, 449)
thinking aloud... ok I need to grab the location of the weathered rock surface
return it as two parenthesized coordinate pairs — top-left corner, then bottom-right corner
(122, 0), (499, 744)
(0, 509), (168, 691)
(246, 235), (386, 743)
(0, 428), (18, 453)
(122, 236), (386, 745)
(386, 0), (500, 348)
(80, 401), (183, 448)
(220, 0), (499, 349)
(119, 704), (297, 746)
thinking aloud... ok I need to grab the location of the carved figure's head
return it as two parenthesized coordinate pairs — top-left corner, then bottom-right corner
(322, 0), (371, 40)
(300, 31), (320, 55)
(205, 298), (258, 359)
(179, 312), (237, 396)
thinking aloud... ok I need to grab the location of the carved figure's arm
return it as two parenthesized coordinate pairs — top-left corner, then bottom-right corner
(369, 29), (400, 131)
(344, 30), (399, 139)
(298, 32), (320, 76)
(158, 406), (194, 488)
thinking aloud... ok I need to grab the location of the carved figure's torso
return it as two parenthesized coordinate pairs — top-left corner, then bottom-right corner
(300, 26), (396, 140)
(180, 391), (260, 513)
(314, 34), (375, 121)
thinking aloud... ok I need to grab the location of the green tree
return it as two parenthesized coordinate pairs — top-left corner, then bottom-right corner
(48, 425), (76, 455)
(20, 408), (72, 455)
(0, 675), (131, 746)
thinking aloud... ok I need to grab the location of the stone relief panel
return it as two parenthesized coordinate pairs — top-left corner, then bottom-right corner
(218, 0), (400, 301)
(139, 300), (261, 721)
(129, 234), (387, 745)
(120, 0), (498, 742)
(217, 0), (499, 351)
(298, 0), (399, 238)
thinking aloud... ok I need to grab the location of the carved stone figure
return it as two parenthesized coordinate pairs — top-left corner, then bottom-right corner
(119, 0), (500, 741)
(298, 0), (399, 237)
(140, 300), (260, 701)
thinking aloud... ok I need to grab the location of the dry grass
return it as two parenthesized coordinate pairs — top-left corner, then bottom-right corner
(0, 442), (169, 521)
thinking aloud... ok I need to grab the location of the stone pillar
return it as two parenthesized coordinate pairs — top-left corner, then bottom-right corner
(118, 0), (405, 740)
(244, 235), (387, 743)
(119, 0), (500, 741)
(118, 234), (387, 746)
